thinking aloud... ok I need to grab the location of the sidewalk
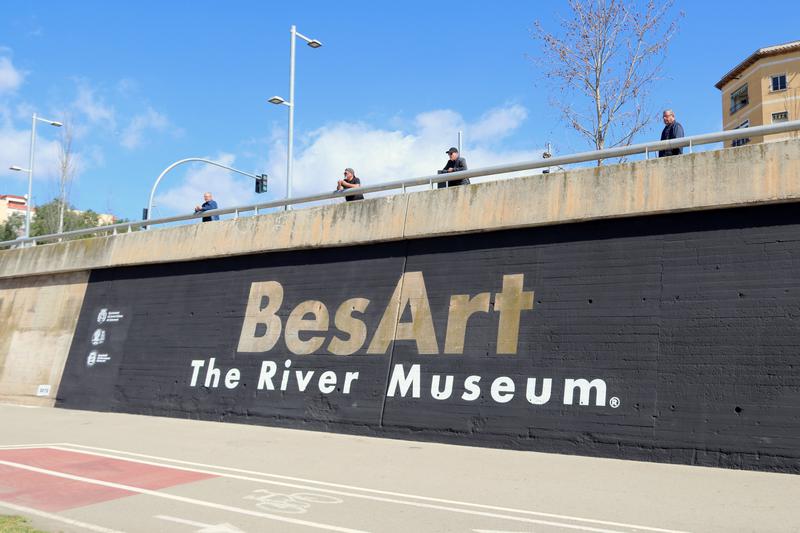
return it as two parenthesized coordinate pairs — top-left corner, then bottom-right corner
(0, 404), (797, 533)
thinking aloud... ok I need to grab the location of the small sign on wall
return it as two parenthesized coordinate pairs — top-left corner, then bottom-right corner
(36, 384), (51, 397)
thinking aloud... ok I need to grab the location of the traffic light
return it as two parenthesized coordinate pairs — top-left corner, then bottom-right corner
(255, 174), (268, 194)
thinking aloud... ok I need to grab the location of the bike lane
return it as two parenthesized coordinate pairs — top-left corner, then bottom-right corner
(0, 446), (660, 533)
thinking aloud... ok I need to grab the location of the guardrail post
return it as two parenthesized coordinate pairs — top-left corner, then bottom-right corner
(689, 139), (693, 154)
(254, 206), (259, 215)
(645, 147), (649, 160)
(234, 209), (239, 219)
(429, 177), (433, 190)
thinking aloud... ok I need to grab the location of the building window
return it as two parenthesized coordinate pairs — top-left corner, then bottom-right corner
(732, 120), (750, 147)
(772, 111), (789, 123)
(771, 74), (787, 92)
(730, 84), (749, 114)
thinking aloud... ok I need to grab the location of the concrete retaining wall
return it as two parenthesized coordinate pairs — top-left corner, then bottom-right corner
(0, 271), (88, 406)
(0, 140), (799, 472)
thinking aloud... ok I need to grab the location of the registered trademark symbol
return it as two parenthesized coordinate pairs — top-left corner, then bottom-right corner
(609, 397), (620, 408)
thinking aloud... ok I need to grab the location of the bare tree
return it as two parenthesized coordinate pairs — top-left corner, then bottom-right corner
(532, 0), (683, 159)
(56, 118), (77, 234)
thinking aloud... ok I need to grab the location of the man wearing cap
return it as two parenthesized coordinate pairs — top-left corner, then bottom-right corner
(439, 147), (469, 188)
(337, 168), (363, 201)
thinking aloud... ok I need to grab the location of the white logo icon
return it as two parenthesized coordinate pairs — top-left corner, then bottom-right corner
(97, 309), (124, 323)
(87, 351), (111, 367)
(91, 329), (106, 346)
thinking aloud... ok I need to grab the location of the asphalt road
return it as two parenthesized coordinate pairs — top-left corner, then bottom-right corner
(0, 404), (797, 533)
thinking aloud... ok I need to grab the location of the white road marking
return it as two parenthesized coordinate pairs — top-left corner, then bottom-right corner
(50, 442), (691, 533)
(155, 514), (245, 532)
(65, 443), (690, 533)
(0, 459), (368, 533)
(0, 443), (63, 449)
(243, 488), (343, 514)
(473, 530), (533, 533)
(0, 501), (125, 533)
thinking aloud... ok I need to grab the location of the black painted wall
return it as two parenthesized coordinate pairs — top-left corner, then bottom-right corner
(57, 204), (800, 472)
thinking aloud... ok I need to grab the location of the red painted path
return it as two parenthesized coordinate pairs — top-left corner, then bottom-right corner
(0, 448), (214, 512)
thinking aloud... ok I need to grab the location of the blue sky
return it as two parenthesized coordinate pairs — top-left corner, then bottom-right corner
(0, 1), (797, 221)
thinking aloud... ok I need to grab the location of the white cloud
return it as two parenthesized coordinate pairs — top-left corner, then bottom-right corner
(0, 56), (25, 95)
(1, 73), (186, 211)
(120, 106), (178, 149)
(152, 103), (544, 217)
(0, 75), (93, 186)
(154, 153), (258, 217)
(280, 104), (542, 198)
(72, 82), (115, 128)
(116, 78), (139, 97)
(470, 104), (528, 143)
(69, 79), (179, 151)
(0, 125), (61, 184)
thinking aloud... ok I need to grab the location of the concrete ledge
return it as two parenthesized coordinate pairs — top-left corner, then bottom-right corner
(1, 140), (799, 279)
(405, 140), (800, 237)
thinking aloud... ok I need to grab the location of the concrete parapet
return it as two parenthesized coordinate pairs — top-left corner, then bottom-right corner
(1, 141), (799, 280)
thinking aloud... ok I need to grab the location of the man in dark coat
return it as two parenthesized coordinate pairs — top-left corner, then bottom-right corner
(438, 147), (470, 188)
(658, 109), (685, 157)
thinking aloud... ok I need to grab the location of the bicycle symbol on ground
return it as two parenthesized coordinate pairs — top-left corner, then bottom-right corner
(244, 489), (343, 514)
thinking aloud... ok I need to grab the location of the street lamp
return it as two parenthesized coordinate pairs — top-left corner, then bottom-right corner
(11, 113), (62, 238)
(8, 165), (31, 238)
(268, 24), (322, 209)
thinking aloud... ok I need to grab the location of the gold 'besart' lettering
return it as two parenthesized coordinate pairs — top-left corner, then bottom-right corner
(236, 272), (534, 356)
(444, 293), (490, 354)
(237, 281), (284, 353)
(327, 298), (370, 355)
(285, 300), (329, 355)
(367, 271), (439, 354)
(494, 274), (535, 354)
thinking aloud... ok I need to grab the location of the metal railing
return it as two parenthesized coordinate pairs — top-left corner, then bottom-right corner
(146, 158), (265, 222)
(3, 120), (799, 250)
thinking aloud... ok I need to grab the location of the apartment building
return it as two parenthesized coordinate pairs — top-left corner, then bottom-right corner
(715, 40), (799, 147)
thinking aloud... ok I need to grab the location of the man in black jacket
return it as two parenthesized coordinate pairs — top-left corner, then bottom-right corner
(337, 168), (363, 201)
(438, 147), (470, 188)
(658, 110), (685, 157)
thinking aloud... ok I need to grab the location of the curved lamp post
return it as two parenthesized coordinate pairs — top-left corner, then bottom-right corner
(146, 158), (262, 224)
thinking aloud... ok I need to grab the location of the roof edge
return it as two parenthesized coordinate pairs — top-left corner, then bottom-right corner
(715, 40), (800, 90)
